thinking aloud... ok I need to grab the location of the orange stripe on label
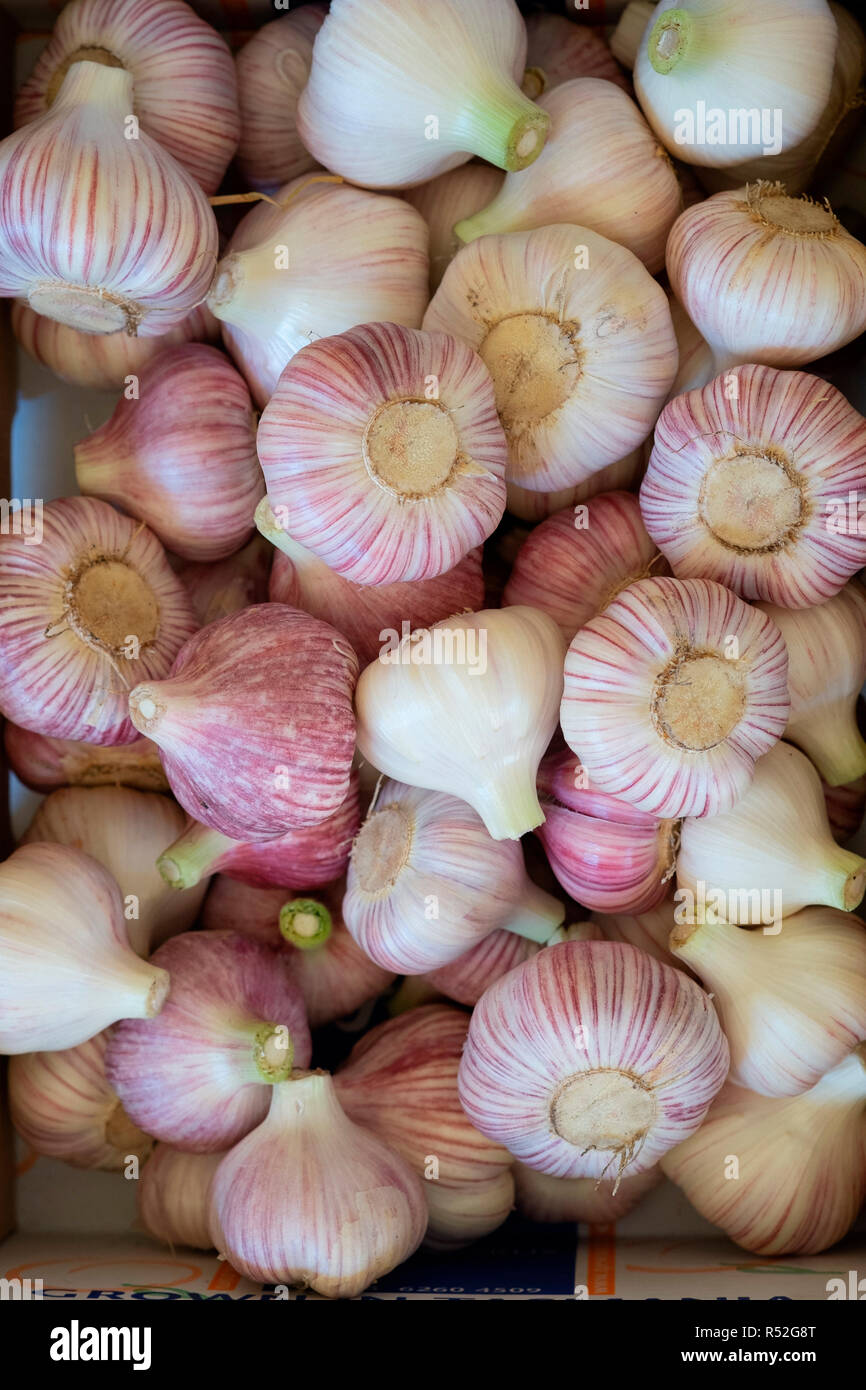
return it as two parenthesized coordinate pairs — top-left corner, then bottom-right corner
(208, 1261), (242, 1292)
(586, 1223), (617, 1296)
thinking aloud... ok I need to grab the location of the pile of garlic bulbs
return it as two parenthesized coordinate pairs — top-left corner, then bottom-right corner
(1, 0), (866, 1298)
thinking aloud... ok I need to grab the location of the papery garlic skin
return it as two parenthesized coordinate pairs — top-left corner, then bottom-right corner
(591, 900), (687, 975)
(296, 0), (549, 188)
(75, 345), (264, 564)
(504, 450), (645, 523)
(423, 224), (677, 491)
(264, 512), (484, 669)
(667, 294), (715, 397)
(671, 908), (866, 1097)
(257, 322), (507, 586)
(343, 779), (563, 974)
(14, 0), (239, 194)
(754, 588), (866, 784)
(459, 939), (729, 1180)
(0, 63), (218, 337)
(424, 930), (541, 1007)
(0, 496), (198, 746)
(641, 366), (866, 608)
(129, 604), (358, 843)
(423, 1170), (516, 1250)
(0, 843), (169, 1054)
(356, 607), (565, 841)
(676, 741), (866, 923)
(634, 0), (836, 169)
(12, 301), (219, 392)
(9, 1031), (152, 1172)
(561, 577), (789, 820)
(178, 536), (273, 630)
(661, 1046), (866, 1255)
(106, 931), (312, 1153)
(503, 491), (663, 643)
(235, 7), (326, 193)
(456, 80), (682, 274)
(824, 774), (866, 846)
(209, 1072), (427, 1298)
(3, 723), (168, 794)
(523, 12), (630, 96)
(666, 183), (866, 370)
(403, 164), (505, 292)
(208, 179), (430, 409)
(514, 1160), (662, 1225)
(21, 786), (206, 958)
(139, 1146), (223, 1251)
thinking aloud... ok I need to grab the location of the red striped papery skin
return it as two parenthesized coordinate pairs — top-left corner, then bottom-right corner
(12, 300), (219, 392)
(425, 929), (541, 1007)
(202, 877), (394, 1028)
(661, 1048), (866, 1256)
(2, 723), (168, 794)
(641, 365), (866, 608)
(524, 12), (630, 94)
(0, 496), (198, 746)
(535, 748), (675, 915)
(458, 939), (729, 1181)
(14, 0), (240, 195)
(503, 491), (664, 643)
(75, 345), (264, 564)
(513, 1159), (662, 1224)
(257, 322), (507, 584)
(139, 1146), (223, 1251)
(178, 535), (273, 630)
(235, 7), (326, 193)
(106, 931), (312, 1153)
(504, 448), (645, 523)
(9, 1031), (152, 1172)
(0, 64), (218, 337)
(561, 576), (790, 819)
(590, 900), (689, 976)
(130, 603), (357, 841)
(269, 543), (484, 670)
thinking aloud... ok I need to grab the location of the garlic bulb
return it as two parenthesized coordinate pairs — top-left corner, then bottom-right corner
(423, 224), (677, 491)
(178, 536), (273, 629)
(611, 1), (655, 69)
(209, 1072), (427, 1298)
(158, 773), (360, 892)
(343, 779), (564, 974)
(661, 1046), (866, 1255)
(633, 0), (836, 168)
(336, 1005), (515, 1247)
(456, 79), (682, 274)
(424, 930), (542, 1008)
(667, 294), (715, 397)
(523, 12), (631, 96)
(640, 365), (866, 607)
(424, 1171), (516, 1250)
(356, 606), (566, 841)
(139, 1146), (223, 1251)
(824, 774), (866, 846)
(514, 1161), (662, 1225)
(9, 1031), (152, 1171)
(671, 907), (866, 1097)
(296, 0), (549, 187)
(256, 321), (507, 585)
(0, 496), (198, 746)
(561, 576), (789, 819)
(21, 786), (207, 957)
(75, 345), (263, 563)
(459, 939), (729, 1180)
(3, 723), (168, 794)
(235, 7), (326, 192)
(0, 842), (169, 1054)
(202, 877), (394, 1028)
(590, 900), (686, 975)
(666, 183), (866, 370)
(106, 931), (312, 1152)
(12, 300), (219, 392)
(0, 63), (218, 336)
(536, 749), (678, 916)
(754, 587), (866, 785)
(503, 491), (663, 643)
(403, 164), (505, 292)
(504, 450), (645, 523)
(129, 604), (358, 842)
(262, 508), (485, 669)
(676, 741), (866, 923)
(14, 0), (239, 194)
(208, 178), (429, 408)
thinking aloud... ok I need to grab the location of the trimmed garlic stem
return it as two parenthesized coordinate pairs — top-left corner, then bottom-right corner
(795, 710), (866, 788)
(158, 825), (230, 890)
(449, 79), (549, 173)
(501, 878), (565, 945)
(611, 1), (655, 68)
(279, 899), (333, 951)
(471, 762), (545, 841)
(251, 1023), (294, 1084)
(814, 847), (866, 912)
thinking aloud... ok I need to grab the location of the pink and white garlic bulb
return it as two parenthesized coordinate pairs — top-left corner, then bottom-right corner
(403, 163), (505, 292)
(139, 1146), (224, 1251)
(3, 723), (168, 795)
(235, 7), (326, 193)
(523, 12), (631, 96)
(423, 929), (542, 1008)
(504, 450), (646, 524)
(177, 536), (272, 630)
(514, 1161), (662, 1225)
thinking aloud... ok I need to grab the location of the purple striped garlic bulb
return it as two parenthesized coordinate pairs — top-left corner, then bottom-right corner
(459, 939), (729, 1182)
(424, 930), (542, 1008)
(128, 604), (358, 842)
(235, 7), (326, 194)
(561, 576), (790, 819)
(590, 899), (688, 976)
(640, 365), (866, 608)
(504, 449), (645, 523)
(177, 536), (273, 630)
(3, 723), (168, 794)
(0, 496), (198, 746)
(257, 321), (507, 585)
(523, 12), (631, 96)
(0, 63), (218, 336)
